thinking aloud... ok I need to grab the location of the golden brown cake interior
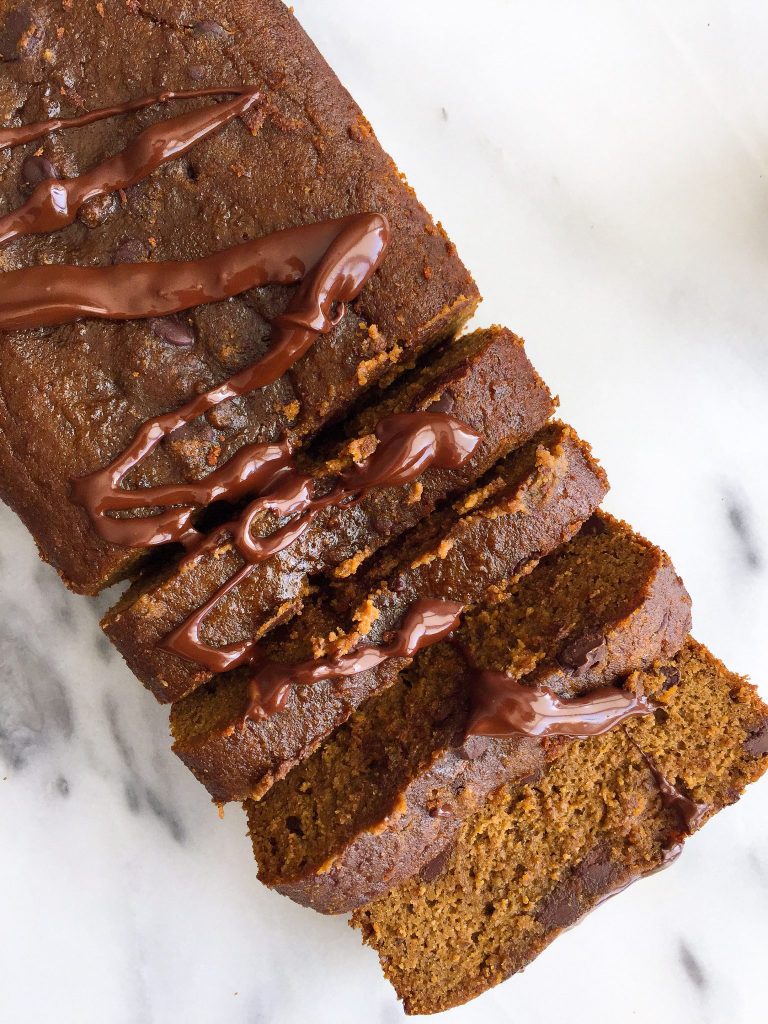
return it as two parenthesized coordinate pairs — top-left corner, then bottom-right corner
(352, 639), (768, 1014)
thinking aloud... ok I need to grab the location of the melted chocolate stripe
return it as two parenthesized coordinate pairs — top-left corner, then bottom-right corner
(159, 412), (480, 672)
(461, 645), (654, 738)
(0, 216), (372, 331)
(69, 214), (390, 548)
(0, 87), (250, 150)
(246, 599), (465, 719)
(0, 88), (261, 247)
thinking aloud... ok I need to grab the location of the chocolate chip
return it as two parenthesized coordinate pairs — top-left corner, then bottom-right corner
(285, 815), (304, 837)
(194, 20), (231, 40)
(557, 631), (608, 676)
(454, 735), (485, 761)
(370, 516), (393, 536)
(745, 720), (768, 758)
(413, 365), (466, 413)
(536, 848), (623, 930)
(428, 803), (453, 819)
(658, 665), (680, 692)
(428, 389), (456, 415)
(169, 420), (215, 444)
(20, 155), (59, 188)
(150, 316), (196, 349)
(419, 842), (455, 884)
(188, 65), (206, 81)
(112, 238), (148, 265)
(79, 194), (116, 228)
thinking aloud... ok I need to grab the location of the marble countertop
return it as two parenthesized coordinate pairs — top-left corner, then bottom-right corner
(2, 1), (767, 1021)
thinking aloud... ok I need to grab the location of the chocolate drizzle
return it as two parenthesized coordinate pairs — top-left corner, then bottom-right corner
(0, 88), (261, 247)
(245, 598), (464, 719)
(464, 662), (654, 739)
(160, 412), (480, 672)
(68, 213), (391, 548)
(0, 87), (250, 150)
(0, 214), (385, 331)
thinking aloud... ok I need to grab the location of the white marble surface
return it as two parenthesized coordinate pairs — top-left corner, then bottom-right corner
(2, 1), (768, 1021)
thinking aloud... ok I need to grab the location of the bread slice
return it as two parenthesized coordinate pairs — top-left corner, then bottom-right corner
(103, 328), (554, 703)
(170, 422), (607, 801)
(352, 639), (768, 1014)
(246, 513), (691, 913)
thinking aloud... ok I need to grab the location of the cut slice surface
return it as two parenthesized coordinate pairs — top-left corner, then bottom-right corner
(171, 421), (608, 802)
(246, 511), (690, 913)
(351, 639), (768, 1015)
(103, 327), (554, 703)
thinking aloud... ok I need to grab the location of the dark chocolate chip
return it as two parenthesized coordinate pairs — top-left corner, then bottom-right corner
(412, 365), (466, 413)
(370, 516), (394, 536)
(658, 664), (680, 692)
(112, 238), (148, 265)
(557, 630), (608, 675)
(454, 736), (485, 761)
(169, 420), (215, 444)
(428, 803), (453, 819)
(150, 316), (196, 348)
(419, 842), (455, 884)
(745, 720), (768, 758)
(188, 64), (206, 81)
(536, 848), (622, 930)
(194, 20), (231, 40)
(20, 155), (59, 188)
(517, 769), (544, 788)
(428, 389), (456, 415)
(79, 194), (116, 228)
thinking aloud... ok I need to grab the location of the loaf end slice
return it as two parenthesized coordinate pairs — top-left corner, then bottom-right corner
(352, 639), (768, 1014)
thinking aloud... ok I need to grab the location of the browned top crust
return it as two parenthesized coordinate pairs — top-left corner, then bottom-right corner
(0, 0), (477, 592)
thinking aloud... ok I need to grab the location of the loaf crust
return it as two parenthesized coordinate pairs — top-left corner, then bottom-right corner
(0, 0), (477, 592)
